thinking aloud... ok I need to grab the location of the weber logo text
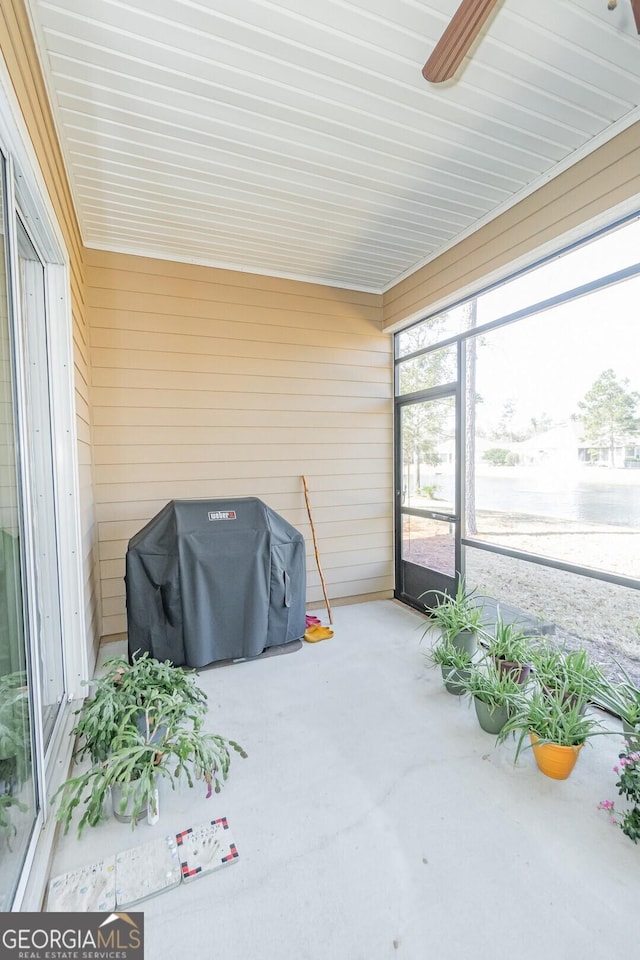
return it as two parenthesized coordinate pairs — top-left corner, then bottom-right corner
(208, 510), (237, 520)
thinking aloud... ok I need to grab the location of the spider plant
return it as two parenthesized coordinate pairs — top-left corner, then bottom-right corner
(482, 611), (533, 664)
(531, 641), (605, 705)
(424, 639), (473, 672)
(457, 660), (524, 711)
(496, 684), (607, 763)
(424, 640), (474, 695)
(595, 661), (640, 728)
(420, 580), (484, 655)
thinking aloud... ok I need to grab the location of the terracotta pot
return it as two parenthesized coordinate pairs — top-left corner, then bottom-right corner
(529, 732), (583, 779)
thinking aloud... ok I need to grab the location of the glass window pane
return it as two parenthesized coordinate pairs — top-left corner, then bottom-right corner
(397, 303), (474, 356)
(400, 396), (456, 513)
(400, 215), (640, 351)
(475, 215), (640, 326)
(398, 344), (456, 395)
(467, 275), (640, 580)
(16, 222), (64, 747)
(0, 171), (37, 911)
(402, 515), (455, 578)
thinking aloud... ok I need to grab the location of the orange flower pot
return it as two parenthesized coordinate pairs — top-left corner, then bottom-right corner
(529, 732), (583, 780)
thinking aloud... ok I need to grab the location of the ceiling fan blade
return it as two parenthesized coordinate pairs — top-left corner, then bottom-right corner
(423, 0), (500, 83)
(631, 0), (640, 32)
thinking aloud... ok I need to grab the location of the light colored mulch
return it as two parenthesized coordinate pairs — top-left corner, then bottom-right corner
(466, 546), (640, 684)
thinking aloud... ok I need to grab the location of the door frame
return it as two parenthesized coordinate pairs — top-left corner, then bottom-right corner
(394, 364), (463, 611)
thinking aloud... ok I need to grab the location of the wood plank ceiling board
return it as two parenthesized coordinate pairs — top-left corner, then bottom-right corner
(24, 0), (640, 292)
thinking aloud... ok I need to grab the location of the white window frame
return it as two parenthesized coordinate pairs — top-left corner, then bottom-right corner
(0, 50), (87, 910)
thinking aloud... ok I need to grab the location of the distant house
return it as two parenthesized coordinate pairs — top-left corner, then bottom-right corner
(577, 439), (640, 468)
(510, 422), (582, 469)
(482, 420), (640, 470)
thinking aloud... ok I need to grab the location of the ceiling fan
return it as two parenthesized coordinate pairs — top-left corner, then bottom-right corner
(422, 0), (499, 84)
(422, 0), (640, 84)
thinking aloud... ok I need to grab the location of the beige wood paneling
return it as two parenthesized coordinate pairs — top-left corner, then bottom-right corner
(95, 458), (390, 485)
(90, 351), (389, 387)
(0, 1), (100, 664)
(85, 271), (381, 324)
(88, 308), (389, 353)
(91, 368), (388, 400)
(88, 250), (392, 635)
(383, 123), (640, 329)
(91, 386), (390, 412)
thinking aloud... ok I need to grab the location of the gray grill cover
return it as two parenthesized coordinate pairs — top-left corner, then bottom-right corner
(125, 497), (306, 667)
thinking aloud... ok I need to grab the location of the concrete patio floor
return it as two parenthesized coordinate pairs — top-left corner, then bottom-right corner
(48, 599), (639, 960)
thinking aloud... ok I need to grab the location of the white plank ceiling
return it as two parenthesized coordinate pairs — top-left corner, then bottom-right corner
(25, 0), (640, 292)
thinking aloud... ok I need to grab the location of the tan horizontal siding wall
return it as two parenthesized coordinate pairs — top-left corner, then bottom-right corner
(86, 250), (392, 636)
(383, 122), (640, 328)
(0, 0), (100, 665)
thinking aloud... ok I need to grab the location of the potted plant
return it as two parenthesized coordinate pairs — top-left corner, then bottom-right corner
(598, 742), (640, 843)
(531, 642), (605, 710)
(456, 661), (523, 734)
(595, 664), (640, 749)
(497, 685), (605, 779)
(70, 653), (208, 765)
(424, 640), (474, 696)
(420, 580), (484, 657)
(52, 654), (247, 836)
(482, 612), (533, 684)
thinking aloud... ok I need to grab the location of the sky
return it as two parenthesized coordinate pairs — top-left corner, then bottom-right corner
(471, 217), (640, 430)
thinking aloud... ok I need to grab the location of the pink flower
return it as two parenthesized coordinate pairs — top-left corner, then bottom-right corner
(613, 765), (619, 773)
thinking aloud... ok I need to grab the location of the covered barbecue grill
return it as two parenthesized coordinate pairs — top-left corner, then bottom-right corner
(125, 497), (306, 667)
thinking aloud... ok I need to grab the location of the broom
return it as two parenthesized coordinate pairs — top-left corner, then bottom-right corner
(301, 475), (333, 639)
